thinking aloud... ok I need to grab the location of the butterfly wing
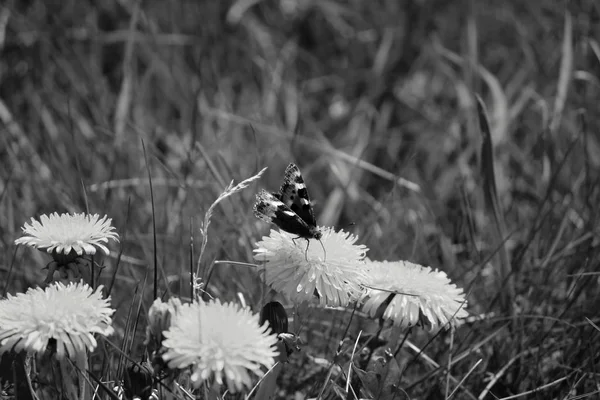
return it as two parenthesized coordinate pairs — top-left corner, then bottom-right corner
(278, 163), (318, 227)
(254, 190), (314, 238)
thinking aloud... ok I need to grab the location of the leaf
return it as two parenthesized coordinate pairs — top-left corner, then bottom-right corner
(352, 350), (406, 400)
(252, 362), (283, 400)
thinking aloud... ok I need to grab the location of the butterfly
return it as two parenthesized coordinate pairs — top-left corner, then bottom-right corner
(254, 163), (322, 240)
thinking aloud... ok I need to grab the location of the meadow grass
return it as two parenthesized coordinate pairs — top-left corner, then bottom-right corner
(1, 0), (599, 398)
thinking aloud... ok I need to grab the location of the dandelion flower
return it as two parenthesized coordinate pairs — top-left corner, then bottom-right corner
(254, 228), (369, 306)
(161, 300), (279, 392)
(0, 281), (115, 359)
(15, 212), (119, 262)
(361, 260), (468, 330)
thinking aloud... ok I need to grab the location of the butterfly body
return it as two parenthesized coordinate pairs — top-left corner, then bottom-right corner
(254, 163), (322, 240)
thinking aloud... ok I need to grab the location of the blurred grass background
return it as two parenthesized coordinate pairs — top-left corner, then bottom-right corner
(1, 0), (600, 398)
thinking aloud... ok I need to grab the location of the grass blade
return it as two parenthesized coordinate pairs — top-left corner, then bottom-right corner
(476, 96), (514, 316)
(549, 12), (573, 136)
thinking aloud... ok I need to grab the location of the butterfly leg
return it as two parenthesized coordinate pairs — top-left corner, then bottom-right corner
(291, 235), (306, 247)
(317, 239), (327, 261)
(304, 239), (310, 261)
(290, 236), (315, 262)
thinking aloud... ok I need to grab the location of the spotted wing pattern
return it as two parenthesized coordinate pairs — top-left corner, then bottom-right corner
(278, 163), (317, 227)
(254, 163), (322, 240)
